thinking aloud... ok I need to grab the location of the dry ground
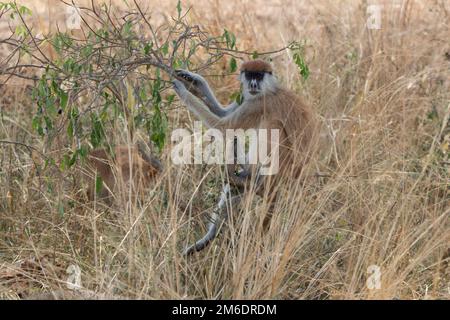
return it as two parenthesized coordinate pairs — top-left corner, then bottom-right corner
(0, 0), (449, 299)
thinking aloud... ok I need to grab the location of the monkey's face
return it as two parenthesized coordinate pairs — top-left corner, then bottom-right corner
(240, 70), (277, 100)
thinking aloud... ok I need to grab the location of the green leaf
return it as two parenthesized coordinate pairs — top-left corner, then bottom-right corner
(58, 201), (64, 217)
(90, 113), (105, 148)
(166, 94), (175, 105)
(43, 115), (53, 131)
(18, 5), (32, 16)
(176, 0), (182, 18)
(60, 90), (68, 110)
(63, 57), (75, 72)
(32, 116), (44, 136)
(69, 152), (78, 166)
(427, 105), (439, 121)
(172, 58), (183, 69)
(44, 158), (56, 170)
(293, 52), (310, 81)
(95, 176), (103, 195)
(230, 91), (243, 105)
(161, 43), (169, 55)
(67, 120), (74, 139)
(122, 21), (132, 36)
(229, 57), (237, 73)
(60, 154), (70, 170)
(81, 44), (93, 57)
(151, 71), (162, 104)
(15, 25), (27, 38)
(77, 145), (88, 159)
(143, 42), (153, 55)
(52, 33), (73, 55)
(45, 97), (57, 117)
(222, 29), (237, 49)
(150, 107), (167, 152)
(290, 41), (310, 81)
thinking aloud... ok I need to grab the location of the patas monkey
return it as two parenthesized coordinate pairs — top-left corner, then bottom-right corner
(84, 142), (162, 202)
(173, 59), (318, 255)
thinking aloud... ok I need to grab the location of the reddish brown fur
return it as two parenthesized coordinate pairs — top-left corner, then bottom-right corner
(214, 88), (318, 182)
(240, 59), (273, 73)
(85, 146), (160, 201)
(228, 87), (319, 228)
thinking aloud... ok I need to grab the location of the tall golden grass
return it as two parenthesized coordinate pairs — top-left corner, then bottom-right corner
(0, 0), (449, 299)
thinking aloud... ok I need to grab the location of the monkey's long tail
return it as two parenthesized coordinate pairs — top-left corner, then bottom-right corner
(183, 184), (231, 256)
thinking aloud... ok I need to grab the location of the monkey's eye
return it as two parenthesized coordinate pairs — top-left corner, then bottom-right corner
(244, 71), (265, 81)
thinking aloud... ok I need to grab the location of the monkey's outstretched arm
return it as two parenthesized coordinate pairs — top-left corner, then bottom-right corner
(173, 79), (232, 129)
(175, 70), (240, 117)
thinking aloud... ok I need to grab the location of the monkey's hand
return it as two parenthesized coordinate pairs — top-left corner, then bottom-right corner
(175, 70), (225, 115)
(174, 70), (211, 103)
(175, 69), (205, 87)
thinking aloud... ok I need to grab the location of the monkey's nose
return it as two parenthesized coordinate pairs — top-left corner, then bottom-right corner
(250, 79), (258, 91)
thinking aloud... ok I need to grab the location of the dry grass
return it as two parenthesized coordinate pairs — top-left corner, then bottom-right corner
(0, 0), (449, 299)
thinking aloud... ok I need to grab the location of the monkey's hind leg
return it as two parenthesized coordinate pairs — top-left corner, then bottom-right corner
(183, 184), (241, 256)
